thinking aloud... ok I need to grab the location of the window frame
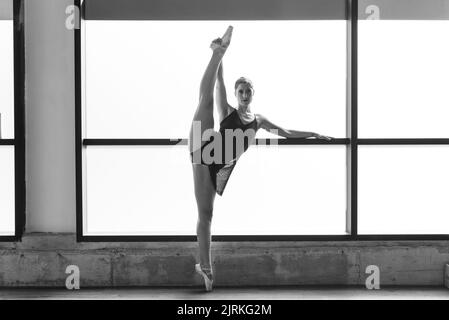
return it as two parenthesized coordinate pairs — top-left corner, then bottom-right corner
(0, 0), (25, 242)
(75, 0), (449, 241)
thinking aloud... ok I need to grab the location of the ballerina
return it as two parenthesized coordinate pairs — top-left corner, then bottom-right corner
(189, 26), (331, 291)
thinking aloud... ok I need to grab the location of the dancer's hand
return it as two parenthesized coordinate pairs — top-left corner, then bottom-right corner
(312, 133), (332, 141)
(210, 26), (233, 54)
(210, 38), (223, 51)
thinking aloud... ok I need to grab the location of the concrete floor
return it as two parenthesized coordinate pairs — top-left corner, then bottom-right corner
(0, 287), (448, 300)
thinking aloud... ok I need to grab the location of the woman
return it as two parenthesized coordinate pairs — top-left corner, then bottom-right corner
(189, 26), (331, 291)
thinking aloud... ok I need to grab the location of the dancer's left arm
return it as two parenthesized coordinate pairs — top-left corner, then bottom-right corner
(256, 114), (332, 140)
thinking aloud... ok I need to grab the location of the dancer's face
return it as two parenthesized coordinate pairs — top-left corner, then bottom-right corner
(235, 83), (254, 107)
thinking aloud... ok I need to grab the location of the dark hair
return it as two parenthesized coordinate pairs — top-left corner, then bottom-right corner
(234, 77), (254, 91)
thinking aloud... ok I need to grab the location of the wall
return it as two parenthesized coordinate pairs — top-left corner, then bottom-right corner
(1, 234), (449, 287)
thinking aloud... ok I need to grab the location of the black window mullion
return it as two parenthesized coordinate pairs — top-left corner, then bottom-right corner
(0, 139), (15, 145)
(13, 0), (25, 240)
(82, 138), (349, 146)
(348, 0), (358, 238)
(0, 0), (25, 241)
(359, 139), (449, 145)
(75, 0), (83, 242)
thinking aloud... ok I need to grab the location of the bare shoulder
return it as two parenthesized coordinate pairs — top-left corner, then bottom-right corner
(254, 113), (266, 130)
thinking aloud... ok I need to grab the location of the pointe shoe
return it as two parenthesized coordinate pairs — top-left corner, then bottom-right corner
(220, 26), (233, 48)
(210, 26), (233, 53)
(195, 263), (213, 292)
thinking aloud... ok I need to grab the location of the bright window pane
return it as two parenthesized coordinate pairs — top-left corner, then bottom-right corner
(83, 21), (346, 139)
(84, 145), (346, 235)
(0, 19), (14, 139)
(84, 146), (195, 235)
(359, 146), (449, 234)
(359, 20), (449, 138)
(0, 146), (15, 235)
(214, 145), (347, 235)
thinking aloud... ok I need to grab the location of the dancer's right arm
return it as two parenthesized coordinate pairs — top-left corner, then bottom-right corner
(216, 63), (233, 121)
(257, 114), (332, 140)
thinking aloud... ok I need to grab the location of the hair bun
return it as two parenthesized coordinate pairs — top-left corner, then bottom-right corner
(234, 77), (254, 91)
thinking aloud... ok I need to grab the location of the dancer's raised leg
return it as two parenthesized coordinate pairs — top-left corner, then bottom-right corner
(189, 26), (233, 152)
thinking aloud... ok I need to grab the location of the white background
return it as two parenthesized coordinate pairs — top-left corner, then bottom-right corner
(0, 20), (14, 234)
(83, 20), (348, 235)
(0, 21), (14, 139)
(0, 146), (15, 235)
(85, 145), (347, 235)
(82, 19), (449, 235)
(83, 20), (346, 139)
(359, 21), (449, 138)
(359, 145), (449, 234)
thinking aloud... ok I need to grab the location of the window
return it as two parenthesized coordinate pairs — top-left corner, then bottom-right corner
(77, 0), (348, 240)
(358, 0), (449, 236)
(76, 0), (449, 241)
(0, 0), (25, 240)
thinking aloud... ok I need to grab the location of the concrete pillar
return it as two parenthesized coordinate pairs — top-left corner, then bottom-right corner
(25, 0), (76, 232)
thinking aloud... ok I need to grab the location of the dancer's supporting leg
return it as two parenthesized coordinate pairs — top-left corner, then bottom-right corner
(191, 52), (222, 281)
